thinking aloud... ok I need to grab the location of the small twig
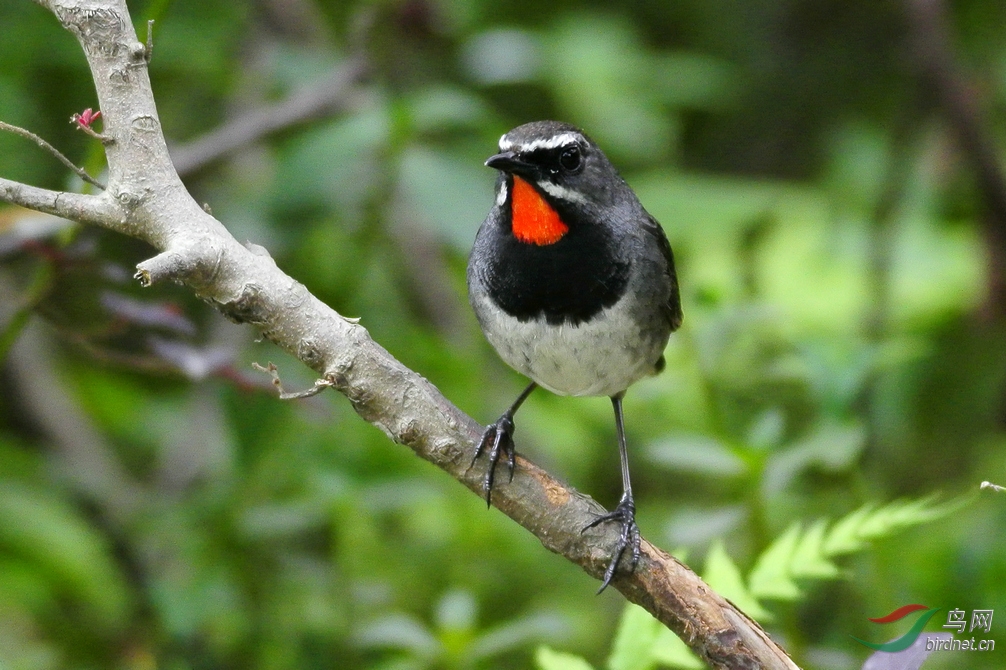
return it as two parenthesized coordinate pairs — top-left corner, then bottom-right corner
(70, 108), (114, 145)
(0, 120), (105, 190)
(252, 361), (335, 399)
(980, 480), (1005, 493)
(145, 20), (154, 62)
(74, 124), (111, 144)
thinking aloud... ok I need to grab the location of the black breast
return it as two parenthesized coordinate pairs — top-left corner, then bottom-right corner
(479, 201), (630, 326)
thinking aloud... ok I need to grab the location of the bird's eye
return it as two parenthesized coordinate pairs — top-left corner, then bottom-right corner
(559, 145), (582, 171)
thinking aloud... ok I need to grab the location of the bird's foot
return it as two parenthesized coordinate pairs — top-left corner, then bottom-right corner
(469, 412), (517, 507)
(583, 494), (640, 593)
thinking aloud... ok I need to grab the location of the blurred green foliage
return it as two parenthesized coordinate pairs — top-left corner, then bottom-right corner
(1, 0), (1006, 669)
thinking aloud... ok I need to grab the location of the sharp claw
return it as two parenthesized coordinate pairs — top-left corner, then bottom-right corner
(485, 427), (503, 506)
(507, 441), (516, 483)
(581, 514), (605, 532)
(597, 540), (625, 593)
(469, 424), (492, 471)
(471, 413), (517, 509)
(583, 496), (640, 593)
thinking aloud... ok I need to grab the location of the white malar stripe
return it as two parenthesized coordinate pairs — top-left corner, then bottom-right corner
(536, 180), (588, 204)
(496, 180), (508, 206)
(499, 132), (582, 153)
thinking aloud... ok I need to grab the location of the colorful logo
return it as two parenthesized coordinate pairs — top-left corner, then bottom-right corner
(851, 604), (942, 652)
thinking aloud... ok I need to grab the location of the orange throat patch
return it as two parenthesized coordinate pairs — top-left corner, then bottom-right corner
(510, 176), (569, 245)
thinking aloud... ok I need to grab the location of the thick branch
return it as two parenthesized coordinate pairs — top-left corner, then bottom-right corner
(0, 178), (115, 225)
(6, 1), (799, 668)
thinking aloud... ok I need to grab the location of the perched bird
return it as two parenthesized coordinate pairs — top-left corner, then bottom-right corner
(467, 121), (683, 591)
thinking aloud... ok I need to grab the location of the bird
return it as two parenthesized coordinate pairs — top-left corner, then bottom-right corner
(466, 120), (683, 591)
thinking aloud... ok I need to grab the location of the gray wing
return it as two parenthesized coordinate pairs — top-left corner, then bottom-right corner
(642, 211), (683, 331)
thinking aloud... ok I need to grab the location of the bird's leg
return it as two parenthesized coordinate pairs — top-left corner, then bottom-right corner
(583, 394), (641, 593)
(470, 382), (537, 507)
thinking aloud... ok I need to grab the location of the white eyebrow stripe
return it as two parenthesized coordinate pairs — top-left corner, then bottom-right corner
(536, 180), (588, 204)
(498, 132), (582, 153)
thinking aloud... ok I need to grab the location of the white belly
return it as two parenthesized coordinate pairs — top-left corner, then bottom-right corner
(472, 293), (661, 397)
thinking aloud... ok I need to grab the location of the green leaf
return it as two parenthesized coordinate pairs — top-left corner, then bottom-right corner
(649, 626), (705, 669)
(607, 604), (659, 670)
(607, 604), (705, 670)
(274, 102), (390, 217)
(746, 409), (785, 450)
(434, 589), (477, 632)
(462, 29), (542, 84)
(397, 145), (497, 252)
(855, 496), (944, 540)
(888, 202), (984, 328)
(664, 507), (746, 547)
(821, 504), (874, 556)
(822, 496), (966, 557)
(650, 52), (737, 111)
(470, 612), (567, 661)
(646, 433), (747, 478)
(0, 483), (130, 632)
(354, 614), (439, 655)
(739, 495), (963, 616)
(542, 14), (675, 165)
(788, 519), (840, 579)
(537, 646), (596, 670)
(404, 86), (492, 133)
(762, 421), (866, 494)
(748, 522), (802, 601)
(701, 541), (771, 621)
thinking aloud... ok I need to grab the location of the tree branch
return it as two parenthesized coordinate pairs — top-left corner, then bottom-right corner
(0, 119), (106, 189)
(903, 0), (1006, 314)
(6, 1), (799, 668)
(0, 177), (114, 225)
(168, 57), (367, 175)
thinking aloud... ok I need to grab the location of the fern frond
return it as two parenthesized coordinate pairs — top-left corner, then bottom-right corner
(821, 503), (875, 555)
(604, 604), (703, 670)
(537, 646), (596, 670)
(595, 494), (965, 670)
(823, 495), (964, 556)
(745, 494), (967, 609)
(748, 522), (802, 600)
(788, 518), (839, 579)
(703, 540), (772, 620)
